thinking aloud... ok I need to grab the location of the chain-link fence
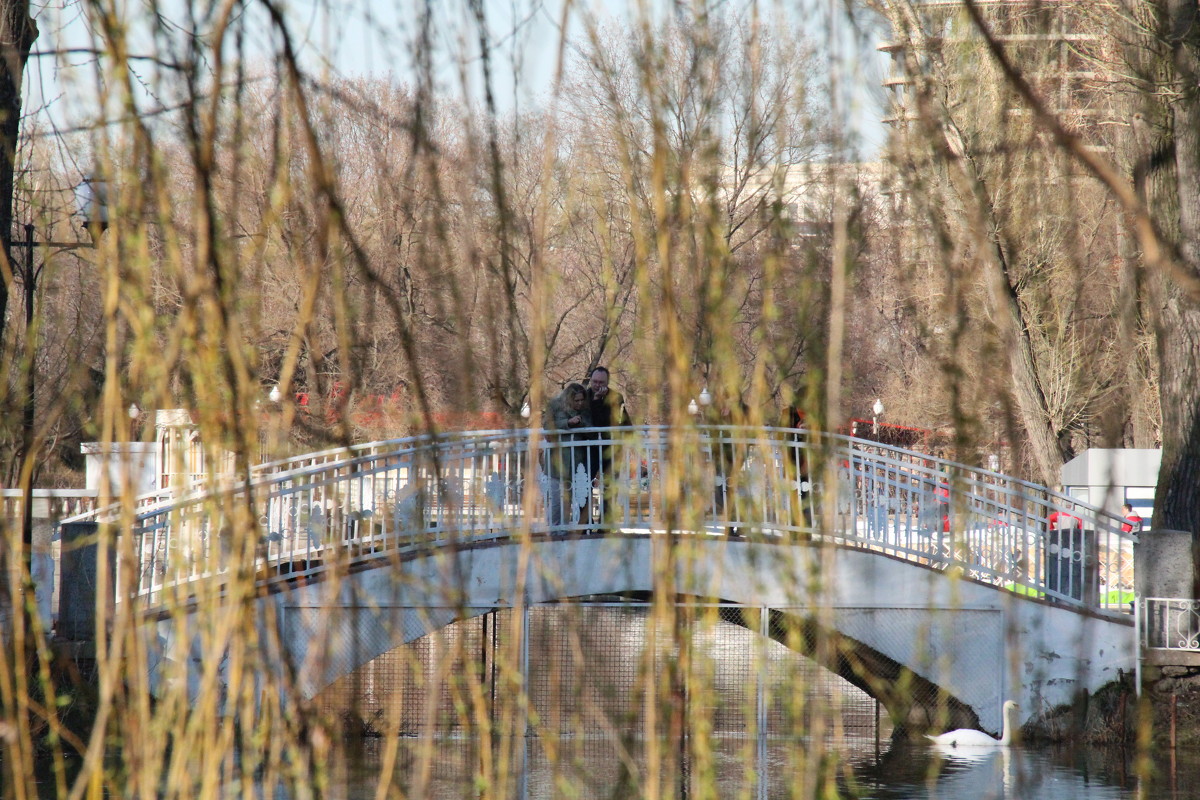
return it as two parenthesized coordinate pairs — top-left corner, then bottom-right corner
(307, 602), (1032, 797)
(315, 603), (891, 740)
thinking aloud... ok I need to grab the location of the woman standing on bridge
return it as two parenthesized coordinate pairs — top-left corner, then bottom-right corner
(543, 383), (593, 525)
(704, 388), (749, 531)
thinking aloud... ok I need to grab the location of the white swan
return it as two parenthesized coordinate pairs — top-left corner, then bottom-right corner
(926, 700), (1019, 748)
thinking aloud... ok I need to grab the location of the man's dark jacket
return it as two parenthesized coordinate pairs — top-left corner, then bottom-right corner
(589, 389), (631, 428)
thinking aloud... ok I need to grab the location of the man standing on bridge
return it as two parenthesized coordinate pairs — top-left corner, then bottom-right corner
(586, 366), (632, 522)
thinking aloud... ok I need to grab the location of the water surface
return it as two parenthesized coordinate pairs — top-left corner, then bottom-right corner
(319, 735), (1200, 800)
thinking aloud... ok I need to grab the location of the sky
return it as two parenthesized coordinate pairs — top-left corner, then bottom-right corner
(22, 0), (888, 168)
(304, 0), (890, 154)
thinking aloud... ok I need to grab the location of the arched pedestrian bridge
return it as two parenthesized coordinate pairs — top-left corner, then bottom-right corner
(66, 426), (1138, 735)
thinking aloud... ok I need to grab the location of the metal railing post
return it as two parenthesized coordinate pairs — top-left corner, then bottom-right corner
(758, 606), (768, 800)
(519, 602), (530, 800)
(1134, 596), (1142, 697)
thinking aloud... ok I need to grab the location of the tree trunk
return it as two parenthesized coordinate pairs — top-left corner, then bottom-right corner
(1155, 297), (1200, 536)
(0, 1), (35, 344)
(0, 0), (34, 620)
(1144, 0), (1200, 595)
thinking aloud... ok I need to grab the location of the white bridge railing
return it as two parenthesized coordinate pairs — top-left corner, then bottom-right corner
(1139, 598), (1200, 653)
(59, 426), (1136, 615)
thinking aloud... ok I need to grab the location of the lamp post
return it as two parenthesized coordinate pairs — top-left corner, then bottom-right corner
(260, 385), (286, 462)
(75, 177), (109, 239)
(128, 402), (141, 439)
(872, 398), (884, 436)
(12, 174), (107, 606)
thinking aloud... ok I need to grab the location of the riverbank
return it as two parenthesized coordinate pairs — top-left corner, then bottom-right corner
(1138, 664), (1200, 749)
(1025, 672), (1200, 749)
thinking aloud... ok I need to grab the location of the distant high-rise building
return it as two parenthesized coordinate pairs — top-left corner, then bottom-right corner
(878, 0), (1118, 145)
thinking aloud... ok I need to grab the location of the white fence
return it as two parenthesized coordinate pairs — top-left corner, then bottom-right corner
(1139, 597), (1200, 653)
(54, 426), (1136, 617)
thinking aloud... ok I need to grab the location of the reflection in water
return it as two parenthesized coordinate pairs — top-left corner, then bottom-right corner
(317, 737), (1169, 800)
(28, 739), (1196, 800)
(847, 742), (1155, 800)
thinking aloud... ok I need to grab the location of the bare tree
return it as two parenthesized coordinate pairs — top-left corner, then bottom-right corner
(869, 0), (1134, 480)
(563, 13), (831, 412)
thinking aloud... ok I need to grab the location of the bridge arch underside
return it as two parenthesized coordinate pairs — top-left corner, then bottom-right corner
(158, 537), (1134, 736)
